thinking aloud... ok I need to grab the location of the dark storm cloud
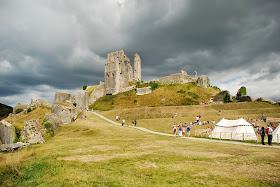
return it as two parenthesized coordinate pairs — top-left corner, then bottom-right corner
(0, 0), (280, 106)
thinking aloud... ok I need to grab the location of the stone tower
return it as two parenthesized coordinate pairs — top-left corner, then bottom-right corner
(133, 53), (141, 82)
(104, 50), (131, 95)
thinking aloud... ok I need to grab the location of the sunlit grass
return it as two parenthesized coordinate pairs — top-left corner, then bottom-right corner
(0, 112), (279, 186)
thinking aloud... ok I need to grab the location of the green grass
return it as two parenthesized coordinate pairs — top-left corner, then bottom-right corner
(99, 102), (280, 137)
(90, 83), (220, 111)
(4, 107), (51, 130)
(1, 112), (279, 186)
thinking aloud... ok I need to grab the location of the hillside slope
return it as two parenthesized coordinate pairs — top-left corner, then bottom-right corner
(90, 83), (220, 110)
(0, 103), (13, 120)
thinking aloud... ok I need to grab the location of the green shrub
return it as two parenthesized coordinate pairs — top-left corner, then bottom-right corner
(15, 108), (23, 114)
(239, 86), (247, 96)
(13, 126), (21, 143)
(83, 85), (87, 90)
(187, 92), (199, 99)
(223, 91), (232, 103)
(41, 118), (54, 136)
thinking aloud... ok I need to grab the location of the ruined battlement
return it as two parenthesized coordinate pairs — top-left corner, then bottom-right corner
(104, 50), (138, 95)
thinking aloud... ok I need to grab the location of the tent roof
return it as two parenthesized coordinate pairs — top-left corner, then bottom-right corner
(215, 118), (252, 127)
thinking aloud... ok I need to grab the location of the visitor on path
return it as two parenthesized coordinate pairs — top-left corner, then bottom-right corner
(182, 125), (186, 136)
(122, 119), (125, 126)
(219, 110), (221, 115)
(260, 127), (266, 145)
(213, 120), (216, 125)
(178, 125), (183, 137)
(134, 120), (137, 127)
(267, 125), (273, 146)
(186, 125), (191, 137)
(196, 116), (199, 122)
(116, 116), (119, 121)
(173, 124), (177, 137)
(85, 113), (87, 119)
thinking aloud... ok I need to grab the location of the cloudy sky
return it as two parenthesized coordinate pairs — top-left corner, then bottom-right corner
(1, 0), (280, 107)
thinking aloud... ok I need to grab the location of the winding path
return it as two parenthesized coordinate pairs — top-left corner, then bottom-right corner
(92, 111), (280, 149)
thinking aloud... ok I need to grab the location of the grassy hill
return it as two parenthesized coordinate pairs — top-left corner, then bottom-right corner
(0, 112), (279, 186)
(4, 106), (51, 129)
(90, 83), (220, 110)
(0, 103), (13, 120)
(99, 102), (280, 137)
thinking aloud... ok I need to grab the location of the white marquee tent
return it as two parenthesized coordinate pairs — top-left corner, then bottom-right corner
(272, 125), (280, 143)
(209, 118), (257, 141)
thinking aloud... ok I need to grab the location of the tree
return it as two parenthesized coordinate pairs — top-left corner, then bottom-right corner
(83, 85), (87, 90)
(239, 86), (247, 96)
(223, 91), (232, 103)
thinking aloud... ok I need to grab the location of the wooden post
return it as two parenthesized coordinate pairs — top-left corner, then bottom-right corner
(220, 132), (221, 140)
(277, 134), (279, 144)
(242, 133), (244, 142)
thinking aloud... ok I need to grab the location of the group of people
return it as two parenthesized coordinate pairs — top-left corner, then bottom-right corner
(259, 125), (274, 146)
(118, 117), (137, 127)
(173, 123), (191, 137)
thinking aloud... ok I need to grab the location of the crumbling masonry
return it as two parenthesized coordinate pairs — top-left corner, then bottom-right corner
(104, 50), (141, 95)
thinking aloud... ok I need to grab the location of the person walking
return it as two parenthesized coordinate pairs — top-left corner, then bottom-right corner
(267, 125), (273, 146)
(173, 124), (177, 137)
(178, 125), (183, 137)
(260, 126), (266, 145)
(122, 119), (125, 126)
(186, 125), (191, 137)
(134, 120), (137, 127)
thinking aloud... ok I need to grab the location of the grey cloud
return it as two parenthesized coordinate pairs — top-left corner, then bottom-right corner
(1, 0), (280, 106)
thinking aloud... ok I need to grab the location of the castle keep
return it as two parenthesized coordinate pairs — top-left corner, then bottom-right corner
(104, 50), (141, 95)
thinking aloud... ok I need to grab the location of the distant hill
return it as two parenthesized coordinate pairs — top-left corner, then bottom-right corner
(0, 103), (13, 120)
(90, 83), (220, 111)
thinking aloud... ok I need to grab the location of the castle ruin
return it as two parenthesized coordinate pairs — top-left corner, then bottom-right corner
(104, 50), (141, 95)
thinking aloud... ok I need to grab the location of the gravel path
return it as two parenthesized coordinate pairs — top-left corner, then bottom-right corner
(92, 111), (280, 149)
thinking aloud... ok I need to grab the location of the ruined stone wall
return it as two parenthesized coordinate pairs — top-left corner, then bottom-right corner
(89, 82), (105, 104)
(54, 92), (72, 103)
(197, 75), (210, 88)
(21, 119), (45, 144)
(73, 90), (89, 109)
(152, 71), (193, 85)
(134, 53), (141, 81)
(0, 120), (15, 144)
(104, 50), (131, 95)
(136, 86), (152, 95)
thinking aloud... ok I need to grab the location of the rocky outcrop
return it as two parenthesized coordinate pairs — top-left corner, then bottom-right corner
(197, 75), (210, 88)
(54, 92), (72, 103)
(89, 82), (106, 105)
(255, 97), (276, 104)
(0, 120), (16, 144)
(238, 96), (253, 102)
(51, 103), (81, 124)
(0, 142), (30, 152)
(21, 119), (45, 144)
(73, 90), (89, 109)
(136, 86), (152, 95)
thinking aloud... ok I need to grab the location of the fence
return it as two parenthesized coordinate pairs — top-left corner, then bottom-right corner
(195, 129), (280, 144)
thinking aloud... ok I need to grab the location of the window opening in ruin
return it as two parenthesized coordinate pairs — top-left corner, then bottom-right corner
(120, 72), (122, 74)
(107, 73), (109, 78)
(112, 73), (114, 77)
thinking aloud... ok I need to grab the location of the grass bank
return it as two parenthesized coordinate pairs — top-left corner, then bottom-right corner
(90, 83), (220, 110)
(99, 102), (280, 136)
(0, 112), (279, 186)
